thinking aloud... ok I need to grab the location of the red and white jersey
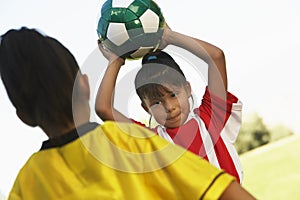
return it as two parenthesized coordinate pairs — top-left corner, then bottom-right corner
(133, 87), (243, 183)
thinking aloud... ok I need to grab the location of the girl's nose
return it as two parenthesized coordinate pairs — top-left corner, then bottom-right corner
(164, 100), (175, 112)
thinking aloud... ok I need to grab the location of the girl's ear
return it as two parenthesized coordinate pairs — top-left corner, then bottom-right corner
(81, 74), (90, 99)
(185, 81), (192, 97)
(74, 73), (90, 100)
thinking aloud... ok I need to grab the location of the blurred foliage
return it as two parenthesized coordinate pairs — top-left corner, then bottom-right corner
(268, 124), (294, 142)
(235, 112), (294, 154)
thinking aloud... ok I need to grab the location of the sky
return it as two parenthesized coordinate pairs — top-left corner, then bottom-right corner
(1, 0), (300, 197)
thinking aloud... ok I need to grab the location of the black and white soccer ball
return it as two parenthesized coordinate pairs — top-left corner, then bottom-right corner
(97, 0), (165, 60)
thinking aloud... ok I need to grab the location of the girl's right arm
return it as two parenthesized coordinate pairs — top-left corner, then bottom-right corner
(95, 42), (132, 123)
(161, 25), (228, 100)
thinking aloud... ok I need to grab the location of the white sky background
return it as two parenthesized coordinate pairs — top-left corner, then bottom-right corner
(1, 0), (300, 196)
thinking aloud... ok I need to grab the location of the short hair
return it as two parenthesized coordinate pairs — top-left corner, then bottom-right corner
(0, 27), (79, 128)
(135, 50), (187, 101)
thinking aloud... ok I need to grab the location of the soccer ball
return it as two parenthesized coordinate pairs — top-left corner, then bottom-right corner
(97, 0), (165, 60)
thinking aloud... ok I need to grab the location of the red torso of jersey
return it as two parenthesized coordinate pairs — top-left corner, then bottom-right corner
(132, 87), (243, 183)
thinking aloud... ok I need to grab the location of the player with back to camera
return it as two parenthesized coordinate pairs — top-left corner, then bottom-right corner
(0, 27), (255, 200)
(96, 23), (244, 184)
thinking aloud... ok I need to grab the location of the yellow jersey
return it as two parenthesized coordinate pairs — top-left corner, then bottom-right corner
(8, 121), (235, 200)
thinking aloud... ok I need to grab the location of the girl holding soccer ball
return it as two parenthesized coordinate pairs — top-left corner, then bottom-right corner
(96, 23), (244, 184)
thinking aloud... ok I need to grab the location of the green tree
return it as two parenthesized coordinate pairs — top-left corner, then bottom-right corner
(235, 113), (271, 154)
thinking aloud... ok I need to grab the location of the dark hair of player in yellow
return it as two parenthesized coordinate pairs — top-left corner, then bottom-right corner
(0, 27), (80, 130)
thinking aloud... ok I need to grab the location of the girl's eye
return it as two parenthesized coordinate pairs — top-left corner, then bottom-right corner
(150, 100), (161, 106)
(154, 101), (161, 105)
(171, 92), (177, 97)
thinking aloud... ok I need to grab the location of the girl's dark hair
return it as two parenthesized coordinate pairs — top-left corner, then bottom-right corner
(135, 50), (187, 101)
(0, 27), (79, 128)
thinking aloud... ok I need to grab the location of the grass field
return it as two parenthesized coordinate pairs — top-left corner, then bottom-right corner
(240, 135), (300, 200)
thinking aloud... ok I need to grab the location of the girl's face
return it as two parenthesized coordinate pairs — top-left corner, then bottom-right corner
(143, 82), (191, 128)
